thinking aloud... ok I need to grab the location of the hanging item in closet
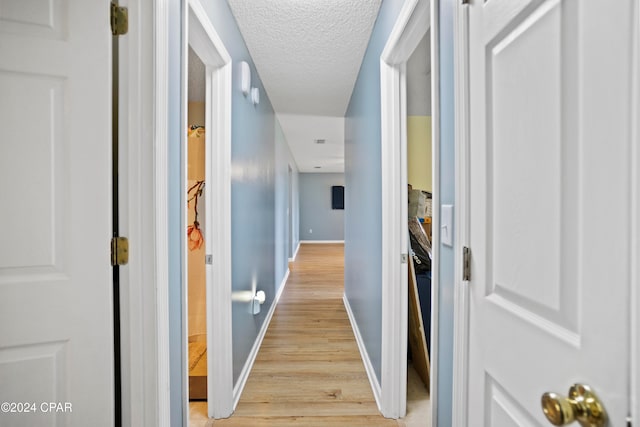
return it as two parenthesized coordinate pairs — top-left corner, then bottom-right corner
(187, 180), (205, 251)
(187, 125), (205, 251)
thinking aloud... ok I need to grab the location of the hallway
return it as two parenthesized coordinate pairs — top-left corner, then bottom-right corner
(189, 243), (429, 426)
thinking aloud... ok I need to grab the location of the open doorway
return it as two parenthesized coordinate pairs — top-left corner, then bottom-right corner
(405, 29), (433, 420)
(182, 0), (233, 420)
(186, 46), (207, 401)
(379, 0), (433, 419)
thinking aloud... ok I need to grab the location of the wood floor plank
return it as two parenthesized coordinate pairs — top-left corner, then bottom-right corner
(207, 415), (398, 426)
(189, 243), (429, 426)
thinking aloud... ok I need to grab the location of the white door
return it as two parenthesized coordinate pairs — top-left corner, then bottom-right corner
(0, 1), (114, 426)
(467, 0), (635, 425)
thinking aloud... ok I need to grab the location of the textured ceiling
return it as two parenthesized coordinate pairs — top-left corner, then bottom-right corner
(189, 3), (431, 173)
(227, 0), (382, 117)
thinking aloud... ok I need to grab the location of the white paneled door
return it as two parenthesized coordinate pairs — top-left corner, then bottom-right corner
(0, 1), (113, 426)
(467, 0), (635, 425)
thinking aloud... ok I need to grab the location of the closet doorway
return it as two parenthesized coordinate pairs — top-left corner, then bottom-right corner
(182, 0), (233, 420)
(405, 28), (433, 409)
(186, 46), (207, 401)
(379, 0), (435, 419)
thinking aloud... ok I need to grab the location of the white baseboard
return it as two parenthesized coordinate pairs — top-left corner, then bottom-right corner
(343, 294), (383, 411)
(232, 268), (290, 407)
(277, 269), (290, 296)
(288, 241), (301, 262)
(300, 240), (345, 244)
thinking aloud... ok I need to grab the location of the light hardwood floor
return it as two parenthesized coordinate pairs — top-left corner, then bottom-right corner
(189, 243), (430, 426)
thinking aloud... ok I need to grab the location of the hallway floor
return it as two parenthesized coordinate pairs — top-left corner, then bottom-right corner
(189, 243), (430, 426)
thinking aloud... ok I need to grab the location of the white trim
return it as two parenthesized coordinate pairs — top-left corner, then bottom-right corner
(117, 0), (164, 425)
(180, 1), (189, 424)
(451, 1), (470, 426)
(299, 240), (345, 244)
(152, 0), (171, 425)
(429, 1), (441, 425)
(288, 241), (301, 262)
(343, 294), (382, 409)
(184, 0), (234, 419)
(233, 269), (290, 408)
(379, 0), (430, 418)
(631, 0), (639, 422)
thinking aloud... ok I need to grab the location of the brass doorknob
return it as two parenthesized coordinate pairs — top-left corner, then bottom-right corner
(541, 384), (607, 427)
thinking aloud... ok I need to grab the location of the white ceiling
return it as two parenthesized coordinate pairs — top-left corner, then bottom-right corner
(188, 2), (430, 173)
(277, 114), (345, 173)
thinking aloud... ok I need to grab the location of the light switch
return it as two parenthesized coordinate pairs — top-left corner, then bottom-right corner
(441, 204), (453, 247)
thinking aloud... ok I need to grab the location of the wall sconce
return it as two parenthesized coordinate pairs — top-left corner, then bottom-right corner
(251, 87), (260, 105)
(240, 61), (251, 96)
(231, 289), (266, 315)
(251, 290), (266, 315)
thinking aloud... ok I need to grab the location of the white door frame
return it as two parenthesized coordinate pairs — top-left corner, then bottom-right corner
(182, 0), (234, 419)
(116, 0), (169, 425)
(123, 0), (233, 423)
(451, 2), (640, 426)
(119, 0), (182, 425)
(632, 1), (640, 422)
(152, 0), (172, 424)
(380, 0), (431, 418)
(429, 0), (442, 424)
(450, 1), (470, 425)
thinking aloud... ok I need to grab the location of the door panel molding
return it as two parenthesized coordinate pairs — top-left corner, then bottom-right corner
(0, 0), (114, 424)
(459, 1), (634, 424)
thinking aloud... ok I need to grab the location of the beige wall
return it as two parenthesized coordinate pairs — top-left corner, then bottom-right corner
(407, 116), (432, 192)
(188, 101), (205, 126)
(188, 102), (206, 340)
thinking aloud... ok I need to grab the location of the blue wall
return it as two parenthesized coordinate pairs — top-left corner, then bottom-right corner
(198, 0), (279, 386)
(168, 0), (299, 421)
(275, 120), (299, 289)
(344, 0), (406, 384)
(435, 0), (456, 425)
(299, 173), (345, 241)
(344, 0), (456, 423)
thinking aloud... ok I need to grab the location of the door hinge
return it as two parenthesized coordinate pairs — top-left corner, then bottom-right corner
(205, 255), (213, 265)
(462, 246), (471, 281)
(401, 253), (408, 264)
(110, 2), (128, 36)
(111, 237), (129, 266)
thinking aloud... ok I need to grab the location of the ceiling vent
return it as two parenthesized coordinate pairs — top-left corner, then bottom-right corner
(314, 139), (326, 144)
